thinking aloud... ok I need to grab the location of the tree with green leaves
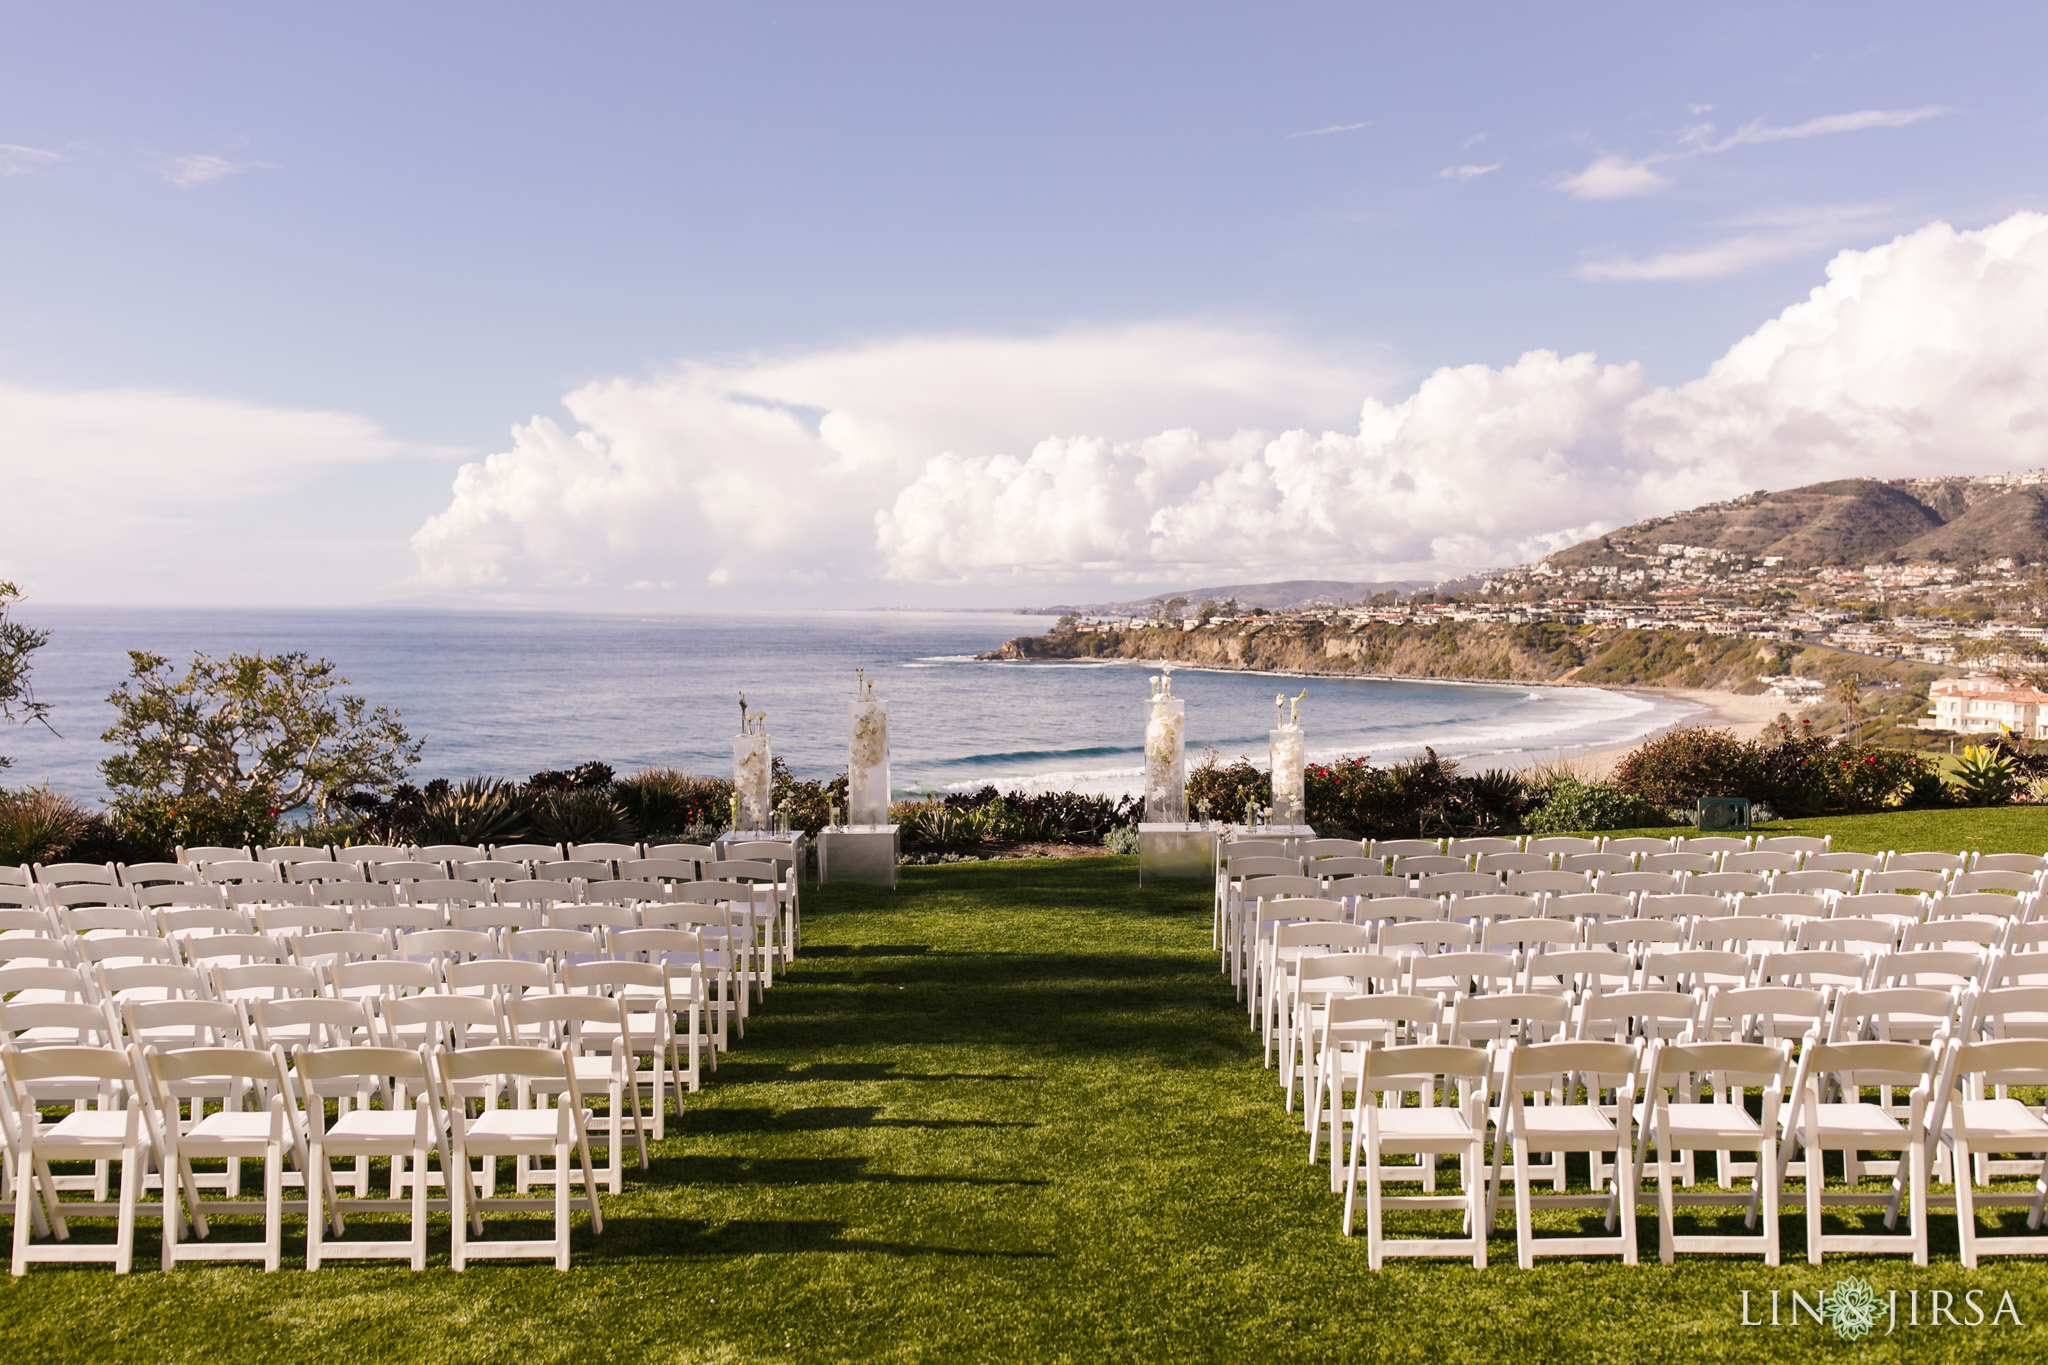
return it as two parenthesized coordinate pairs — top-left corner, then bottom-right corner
(0, 581), (54, 770)
(101, 650), (422, 846)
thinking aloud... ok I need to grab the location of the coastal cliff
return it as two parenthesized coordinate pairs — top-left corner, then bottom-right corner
(982, 619), (1792, 691)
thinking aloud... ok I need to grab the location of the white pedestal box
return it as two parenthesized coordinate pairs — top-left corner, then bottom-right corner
(819, 826), (899, 888)
(1139, 823), (1219, 884)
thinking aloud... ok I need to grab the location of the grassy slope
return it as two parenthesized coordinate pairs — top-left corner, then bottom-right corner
(3, 811), (2046, 1362)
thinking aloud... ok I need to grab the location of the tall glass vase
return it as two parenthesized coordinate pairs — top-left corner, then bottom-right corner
(1269, 725), (1305, 827)
(1144, 694), (1187, 823)
(848, 694), (891, 826)
(733, 731), (772, 832)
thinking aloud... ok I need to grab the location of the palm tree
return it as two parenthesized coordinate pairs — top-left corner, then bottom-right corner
(1831, 674), (1863, 741)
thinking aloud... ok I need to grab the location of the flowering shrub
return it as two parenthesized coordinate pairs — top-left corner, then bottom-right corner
(1611, 721), (1939, 815)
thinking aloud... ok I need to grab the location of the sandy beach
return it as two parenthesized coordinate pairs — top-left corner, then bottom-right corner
(1559, 686), (1795, 779)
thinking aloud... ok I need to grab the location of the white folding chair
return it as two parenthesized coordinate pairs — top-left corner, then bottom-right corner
(2, 1044), (148, 1275)
(1638, 1039), (1789, 1265)
(294, 1044), (445, 1271)
(435, 1045), (604, 1271)
(1784, 1037), (1937, 1266)
(1341, 1043), (1493, 1267)
(140, 1045), (291, 1272)
(1931, 1038), (2048, 1267)
(1492, 1038), (1642, 1267)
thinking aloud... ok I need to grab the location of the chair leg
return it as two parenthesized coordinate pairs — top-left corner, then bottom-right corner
(1761, 1139), (1780, 1268)
(263, 1144), (282, 1273)
(1469, 1137), (1487, 1269)
(1514, 1137), (1534, 1270)
(410, 1143), (429, 1272)
(1953, 1139), (1978, 1271)
(1618, 1141), (1639, 1266)
(1657, 1135), (1677, 1265)
(113, 1149), (138, 1276)
(10, 1164), (28, 1276)
(1806, 1137), (1824, 1265)
(1910, 1136), (1929, 1268)
(307, 1146), (325, 1272)
(553, 1142), (571, 1272)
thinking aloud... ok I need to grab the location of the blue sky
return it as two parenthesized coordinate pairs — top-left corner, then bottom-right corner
(5, 3), (2047, 605)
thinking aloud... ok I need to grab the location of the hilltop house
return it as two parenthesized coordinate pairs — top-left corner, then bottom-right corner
(1921, 676), (2048, 737)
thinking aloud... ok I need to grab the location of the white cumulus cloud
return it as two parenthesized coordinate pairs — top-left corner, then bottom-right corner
(410, 212), (2048, 597)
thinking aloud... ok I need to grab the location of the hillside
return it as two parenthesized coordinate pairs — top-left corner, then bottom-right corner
(991, 618), (1865, 690)
(1548, 475), (2048, 570)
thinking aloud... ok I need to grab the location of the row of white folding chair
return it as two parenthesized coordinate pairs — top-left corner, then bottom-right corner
(0, 1039), (612, 1274)
(1313, 1031), (2042, 1270)
(6, 969), (690, 1175)
(0, 927), (725, 1059)
(177, 840), (678, 867)
(14, 881), (782, 985)
(1295, 998), (2002, 1265)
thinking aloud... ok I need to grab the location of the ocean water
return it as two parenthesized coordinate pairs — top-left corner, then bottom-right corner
(0, 607), (1699, 804)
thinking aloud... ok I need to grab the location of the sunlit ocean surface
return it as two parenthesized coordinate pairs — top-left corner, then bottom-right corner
(2, 607), (1699, 804)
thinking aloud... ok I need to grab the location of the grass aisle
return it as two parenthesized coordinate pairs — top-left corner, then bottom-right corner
(5, 840), (2048, 1361)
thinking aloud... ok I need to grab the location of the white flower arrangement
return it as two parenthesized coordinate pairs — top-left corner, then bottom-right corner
(1144, 693), (1186, 822)
(1269, 723), (1305, 823)
(733, 730), (771, 829)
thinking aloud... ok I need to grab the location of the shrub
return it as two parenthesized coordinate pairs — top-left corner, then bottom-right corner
(1186, 752), (1270, 823)
(0, 786), (89, 865)
(1610, 728), (1755, 808)
(1523, 780), (1671, 834)
(612, 768), (735, 840)
(1611, 722), (1938, 815)
(106, 788), (280, 857)
(939, 786), (1139, 844)
(1104, 825), (1140, 855)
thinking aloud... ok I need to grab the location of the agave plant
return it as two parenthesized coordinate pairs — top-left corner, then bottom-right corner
(1949, 744), (2020, 807)
(532, 788), (636, 845)
(414, 776), (535, 845)
(0, 786), (90, 865)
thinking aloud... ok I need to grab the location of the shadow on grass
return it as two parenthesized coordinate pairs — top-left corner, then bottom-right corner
(601, 1216), (1057, 1260)
(681, 1105), (1040, 1136)
(655, 1155), (1050, 1189)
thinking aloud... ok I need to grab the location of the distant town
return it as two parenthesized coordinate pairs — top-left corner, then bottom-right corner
(1047, 472), (2048, 738)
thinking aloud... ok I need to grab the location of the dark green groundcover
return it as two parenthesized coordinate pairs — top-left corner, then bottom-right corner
(4, 808), (2048, 1362)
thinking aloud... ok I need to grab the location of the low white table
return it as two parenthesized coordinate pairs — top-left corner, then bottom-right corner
(818, 825), (899, 888)
(1224, 824), (1316, 855)
(1138, 823), (1222, 885)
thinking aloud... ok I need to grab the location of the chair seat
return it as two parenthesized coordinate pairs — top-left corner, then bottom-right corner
(185, 1111), (277, 1142)
(1796, 1102), (1908, 1141)
(1515, 1109), (1620, 1141)
(1371, 1109), (1478, 1141)
(44, 1110), (131, 1142)
(1654, 1102), (1766, 1142)
(469, 1110), (585, 1141)
(1949, 1098), (2048, 1145)
(329, 1111), (422, 1140)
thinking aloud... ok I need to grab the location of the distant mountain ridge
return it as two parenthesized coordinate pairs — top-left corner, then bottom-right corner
(1043, 579), (1429, 615)
(1546, 475), (2048, 570)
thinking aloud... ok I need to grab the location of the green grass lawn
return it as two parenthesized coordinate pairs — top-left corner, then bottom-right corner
(5, 808), (2048, 1362)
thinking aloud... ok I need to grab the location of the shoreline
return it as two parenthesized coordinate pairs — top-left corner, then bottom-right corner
(1534, 686), (1791, 780)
